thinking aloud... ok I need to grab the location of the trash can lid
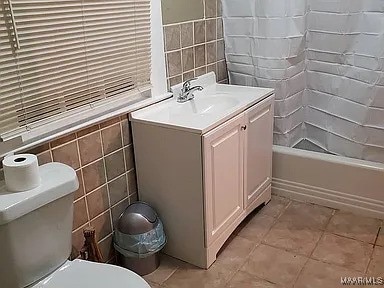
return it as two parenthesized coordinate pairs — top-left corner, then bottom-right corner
(117, 201), (158, 235)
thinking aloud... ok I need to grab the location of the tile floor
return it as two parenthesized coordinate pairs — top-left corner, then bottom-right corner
(144, 196), (384, 288)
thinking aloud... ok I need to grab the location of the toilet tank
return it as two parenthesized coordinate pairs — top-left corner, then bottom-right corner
(0, 162), (79, 288)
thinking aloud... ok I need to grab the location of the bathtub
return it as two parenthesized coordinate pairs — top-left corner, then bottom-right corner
(272, 144), (384, 219)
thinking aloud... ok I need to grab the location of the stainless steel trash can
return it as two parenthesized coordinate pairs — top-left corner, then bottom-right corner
(113, 202), (166, 276)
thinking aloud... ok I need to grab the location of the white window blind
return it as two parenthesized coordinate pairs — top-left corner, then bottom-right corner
(0, 0), (151, 137)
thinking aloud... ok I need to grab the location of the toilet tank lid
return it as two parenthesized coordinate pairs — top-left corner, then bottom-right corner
(0, 162), (79, 225)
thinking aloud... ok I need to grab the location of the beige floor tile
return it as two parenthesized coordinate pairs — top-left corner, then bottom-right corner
(241, 244), (307, 287)
(376, 227), (384, 246)
(216, 236), (257, 271)
(312, 233), (373, 272)
(367, 246), (384, 277)
(227, 271), (279, 288)
(278, 201), (334, 231)
(263, 220), (323, 256)
(257, 195), (290, 218)
(294, 259), (358, 288)
(163, 262), (230, 288)
(326, 211), (381, 244)
(143, 254), (183, 285)
(236, 213), (276, 243)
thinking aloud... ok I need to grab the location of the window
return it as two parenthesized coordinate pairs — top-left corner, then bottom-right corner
(0, 0), (154, 140)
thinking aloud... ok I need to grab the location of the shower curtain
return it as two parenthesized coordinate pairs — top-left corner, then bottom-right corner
(222, 0), (384, 163)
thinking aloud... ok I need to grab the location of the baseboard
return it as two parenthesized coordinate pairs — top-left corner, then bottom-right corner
(272, 177), (384, 220)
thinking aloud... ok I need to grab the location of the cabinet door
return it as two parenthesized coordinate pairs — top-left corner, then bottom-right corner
(203, 114), (245, 247)
(244, 95), (274, 208)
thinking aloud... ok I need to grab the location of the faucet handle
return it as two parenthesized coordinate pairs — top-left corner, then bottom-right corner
(182, 78), (198, 92)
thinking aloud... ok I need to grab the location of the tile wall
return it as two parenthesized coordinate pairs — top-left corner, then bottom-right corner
(0, 115), (138, 263)
(164, 0), (228, 88)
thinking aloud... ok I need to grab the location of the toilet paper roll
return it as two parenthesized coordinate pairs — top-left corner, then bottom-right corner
(2, 154), (41, 192)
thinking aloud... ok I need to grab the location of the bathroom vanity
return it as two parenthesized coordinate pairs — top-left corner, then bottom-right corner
(130, 73), (274, 268)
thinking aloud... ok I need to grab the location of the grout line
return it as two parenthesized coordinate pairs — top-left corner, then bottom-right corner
(99, 126), (114, 232)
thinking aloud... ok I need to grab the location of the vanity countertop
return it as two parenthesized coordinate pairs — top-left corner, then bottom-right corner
(130, 73), (274, 134)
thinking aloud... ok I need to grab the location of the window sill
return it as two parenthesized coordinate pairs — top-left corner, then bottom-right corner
(0, 92), (172, 157)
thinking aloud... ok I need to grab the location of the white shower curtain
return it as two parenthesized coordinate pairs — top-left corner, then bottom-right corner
(222, 0), (384, 163)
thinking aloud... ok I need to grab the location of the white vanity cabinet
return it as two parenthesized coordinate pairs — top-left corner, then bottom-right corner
(203, 96), (274, 248)
(131, 82), (274, 269)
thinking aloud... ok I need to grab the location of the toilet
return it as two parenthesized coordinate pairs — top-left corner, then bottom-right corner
(0, 162), (150, 288)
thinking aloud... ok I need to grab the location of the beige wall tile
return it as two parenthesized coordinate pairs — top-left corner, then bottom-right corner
(98, 234), (114, 262)
(105, 149), (125, 180)
(205, 0), (217, 18)
(207, 64), (216, 74)
(194, 20), (206, 44)
(99, 116), (120, 129)
(217, 0), (222, 17)
(169, 75), (182, 87)
(217, 60), (228, 81)
(90, 210), (112, 241)
(124, 145), (135, 171)
(86, 185), (109, 219)
(217, 39), (225, 61)
(52, 141), (80, 169)
(72, 226), (87, 256)
(76, 124), (99, 138)
(206, 41), (217, 64)
(26, 143), (50, 155)
(121, 120), (132, 146)
(37, 151), (52, 165)
(195, 66), (207, 77)
(181, 23), (194, 48)
(183, 71), (195, 82)
(73, 198), (88, 230)
(164, 25), (181, 52)
(74, 169), (85, 200)
(206, 19), (217, 42)
(78, 131), (102, 165)
(82, 159), (106, 193)
(108, 174), (128, 206)
(217, 18), (223, 39)
(50, 133), (76, 148)
(162, 0), (204, 25)
(101, 124), (122, 155)
(167, 51), (182, 77)
(127, 170), (138, 195)
(195, 44), (206, 67)
(182, 47), (195, 72)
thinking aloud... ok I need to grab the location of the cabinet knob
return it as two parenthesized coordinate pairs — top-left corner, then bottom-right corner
(241, 125), (247, 131)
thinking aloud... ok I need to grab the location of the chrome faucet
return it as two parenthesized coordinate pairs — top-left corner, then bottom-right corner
(177, 78), (204, 103)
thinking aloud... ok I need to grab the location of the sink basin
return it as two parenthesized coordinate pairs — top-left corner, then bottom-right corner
(173, 95), (240, 115)
(131, 72), (274, 134)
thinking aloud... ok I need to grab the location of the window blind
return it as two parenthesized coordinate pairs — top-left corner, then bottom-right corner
(0, 0), (151, 136)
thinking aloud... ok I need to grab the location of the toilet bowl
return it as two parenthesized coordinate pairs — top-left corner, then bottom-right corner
(31, 259), (150, 288)
(0, 162), (151, 288)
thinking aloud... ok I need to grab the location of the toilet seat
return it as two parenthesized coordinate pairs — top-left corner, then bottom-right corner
(31, 259), (151, 288)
